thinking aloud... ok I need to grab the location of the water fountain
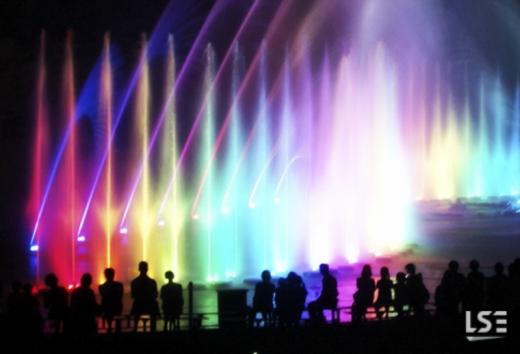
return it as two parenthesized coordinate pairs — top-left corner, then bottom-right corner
(27, 0), (520, 284)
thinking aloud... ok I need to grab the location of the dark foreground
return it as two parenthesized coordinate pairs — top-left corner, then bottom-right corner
(6, 317), (520, 354)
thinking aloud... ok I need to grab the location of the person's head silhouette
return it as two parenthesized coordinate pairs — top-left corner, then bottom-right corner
(44, 273), (58, 288)
(261, 270), (271, 282)
(138, 261), (149, 275)
(380, 266), (390, 279)
(104, 268), (115, 281)
(165, 270), (174, 282)
(469, 259), (480, 272)
(405, 263), (416, 275)
(81, 273), (92, 288)
(319, 263), (330, 276)
(361, 264), (372, 278)
(448, 260), (459, 272)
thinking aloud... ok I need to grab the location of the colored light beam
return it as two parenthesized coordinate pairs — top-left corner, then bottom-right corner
(100, 33), (113, 267)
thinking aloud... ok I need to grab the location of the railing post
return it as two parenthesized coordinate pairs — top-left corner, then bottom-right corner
(188, 281), (194, 330)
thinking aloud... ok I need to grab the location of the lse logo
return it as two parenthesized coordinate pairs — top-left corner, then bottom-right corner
(465, 311), (507, 341)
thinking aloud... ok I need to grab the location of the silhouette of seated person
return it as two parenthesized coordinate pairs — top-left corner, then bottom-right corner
(98, 267), (123, 333)
(131, 261), (159, 331)
(463, 259), (484, 311)
(160, 270), (183, 331)
(274, 277), (288, 325)
(393, 272), (409, 317)
(6, 281), (23, 334)
(352, 264), (375, 322)
(405, 263), (429, 316)
(71, 273), (98, 335)
(374, 267), (393, 319)
(278, 272), (307, 326)
(251, 270), (275, 326)
(20, 283), (44, 338)
(486, 262), (508, 310)
(308, 264), (338, 323)
(41, 273), (69, 333)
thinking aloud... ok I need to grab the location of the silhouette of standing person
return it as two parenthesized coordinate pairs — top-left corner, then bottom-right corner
(464, 259), (485, 311)
(20, 283), (43, 338)
(98, 268), (123, 333)
(160, 270), (183, 331)
(71, 273), (98, 336)
(508, 260), (520, 313)
(443, 261), (466, 316)
(393, 272), (409, 317)
(131, 261), (159, 331)
(251, 270), (275, 326)
(374, 267), (393, 319)
(308, 264), (338, 323)
(405, 263), (429, 316)
(486, 262), (508, 310)
(352, 264), (375, 322)
(41, 273), (69, 333)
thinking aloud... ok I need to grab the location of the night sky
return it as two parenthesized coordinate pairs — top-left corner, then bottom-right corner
(0, 0), (519, 282)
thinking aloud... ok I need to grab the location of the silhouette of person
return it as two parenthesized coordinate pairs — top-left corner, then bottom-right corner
(440, 260), (466, 316)
(308, 264), (338, 323)
(41, 273), (69, 333)
(405, 263), (429, 316)
(98, 268), (123, 333)
(393, 272), (409, 317)
(374, 267), (393, 319)
(274, 277), (288, 326)
(486, 262), (508, 309)
(71, 273), (98, 335)
(160, 270), (183, 331)
(434, 275), (450, 318)
(19, 283), (43, 338)
(463, 259), (485, 311)
(508, 259), (520, 326)
(352, 264), (375, 322)
(251, 270), (275, 326)
(285, 272), (307, 326)
(131, 261), (159, 331)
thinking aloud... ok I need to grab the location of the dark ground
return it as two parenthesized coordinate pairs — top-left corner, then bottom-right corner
(4, 316), (520, 354)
